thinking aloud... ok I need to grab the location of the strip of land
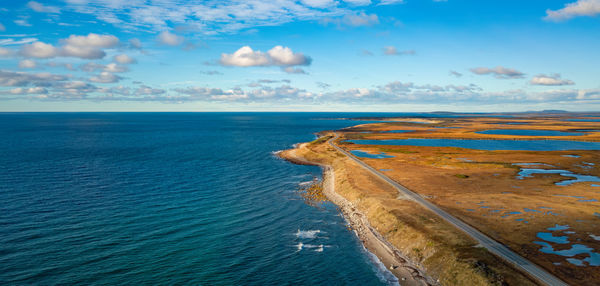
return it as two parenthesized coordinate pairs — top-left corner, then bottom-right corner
(328, 132), (566, 286)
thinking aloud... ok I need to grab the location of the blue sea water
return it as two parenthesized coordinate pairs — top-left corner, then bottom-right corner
(0, 112), (435, 285)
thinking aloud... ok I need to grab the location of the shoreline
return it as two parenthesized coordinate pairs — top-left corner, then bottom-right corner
(282, 145), (436, 286)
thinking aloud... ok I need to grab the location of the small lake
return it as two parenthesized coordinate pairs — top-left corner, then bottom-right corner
(476, 129), (583, 136)
(350, 150), (394, 159)
(517, 168), (600, 186)
(345, 139), (600, 151)
(378, 130), (414, 133)
(566, 118), (600, 122)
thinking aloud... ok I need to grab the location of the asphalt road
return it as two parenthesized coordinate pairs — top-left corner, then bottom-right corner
(328, 133), (567, 286)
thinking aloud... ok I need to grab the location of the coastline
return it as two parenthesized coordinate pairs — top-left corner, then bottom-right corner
(281, 145), (436, 286)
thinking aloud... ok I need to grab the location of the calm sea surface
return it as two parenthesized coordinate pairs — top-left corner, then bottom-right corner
(0, 112), (434, 285)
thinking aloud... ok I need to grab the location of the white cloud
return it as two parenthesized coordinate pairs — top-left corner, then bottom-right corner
(14, 19), (32, 27)
(113, 54), (136, 64)
(104, 63), (129, 73)
(545, 0), (600, 21)
(20, 41), (59, 58)
(220, 46), (270, 67)
(343, 11), (379, 26)
(80, 62), (106, 72)
(0, 23), (5, 31)
(157, 31), (184, 46)
(0, 37), (38, 46)
(19, 59), (37, 69)
(60, 0), (349, 34)
(135, 85), (166, 95)
(470, 66), (525, 79)
(9, 87), (47, 94)
(28, 1), (61, 13)
(62, 33), (119, 48)
(0, 70), (68, 87)
(530, 74), (575, 86)
(383, 46), (415, 56)
(344, 0), (372, 5)
(89, 72), (122, 83)
(220, 46), (311, 68)
(302, 0), (337, 8)
(60, 33), (119, 59)
(378, 0), (405, 5)
(0, 47), (14, 57)
(19, 34), (120, 60)
(268, 46), (312, 66)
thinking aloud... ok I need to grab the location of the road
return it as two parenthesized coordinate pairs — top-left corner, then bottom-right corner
(328, 133), (567, 286)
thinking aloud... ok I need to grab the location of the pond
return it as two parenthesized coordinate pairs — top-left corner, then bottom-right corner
(476, 129), (583, 136)
(350, 150), (394, 159)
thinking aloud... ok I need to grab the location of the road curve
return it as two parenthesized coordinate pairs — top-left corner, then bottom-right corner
(328, 133), (567, 286)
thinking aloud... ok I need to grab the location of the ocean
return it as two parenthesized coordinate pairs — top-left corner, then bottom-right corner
(0, 112), (419, 285)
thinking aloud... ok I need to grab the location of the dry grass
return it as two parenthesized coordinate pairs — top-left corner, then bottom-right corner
(336, 116), (600, 285)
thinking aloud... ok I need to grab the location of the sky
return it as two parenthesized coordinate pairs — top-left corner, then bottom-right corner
(0, 0), (599, 112)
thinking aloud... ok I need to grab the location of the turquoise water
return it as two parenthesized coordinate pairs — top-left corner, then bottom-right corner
(346, 139), (600, 151)
(350, 150), (394, 159)
(2, 112), (445, 285)
(476, 129), (583, 136)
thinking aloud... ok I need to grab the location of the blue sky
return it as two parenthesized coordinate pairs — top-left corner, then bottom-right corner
(0, 0), (599, 111)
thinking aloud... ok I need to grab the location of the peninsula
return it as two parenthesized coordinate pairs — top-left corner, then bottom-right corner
(280, 115), (600, 285)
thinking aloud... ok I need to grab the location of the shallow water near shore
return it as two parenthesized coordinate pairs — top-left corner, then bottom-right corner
(0, 112), (435, 285)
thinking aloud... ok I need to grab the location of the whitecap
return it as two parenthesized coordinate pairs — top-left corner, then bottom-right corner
(295, 229), (322, 239)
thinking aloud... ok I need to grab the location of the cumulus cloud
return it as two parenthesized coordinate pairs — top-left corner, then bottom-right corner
(19, 34), (119, 60)
(530, 74), (575, 86)
(268, 46), (312, 66)
(220, 46), (311, 69)
(470, 66), (525, 79)
(545, 0), (600, 21)
(157, 31), (184, 46)
(113, 54), (136, 64)
(19, 59), (37, 69)
(383, 46), (415, 56)
(60, 33), (119, 59)
(89, 72), (122, 83)
(28, 1), (61, 13)
(20, 41), (59, 58)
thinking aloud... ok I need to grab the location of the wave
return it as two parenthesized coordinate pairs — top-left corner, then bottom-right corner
(295, 243), (330, 252)
(295, 229), (323, 239)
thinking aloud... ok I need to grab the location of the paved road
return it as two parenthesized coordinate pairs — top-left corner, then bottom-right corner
(328, 133), (567, 286)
